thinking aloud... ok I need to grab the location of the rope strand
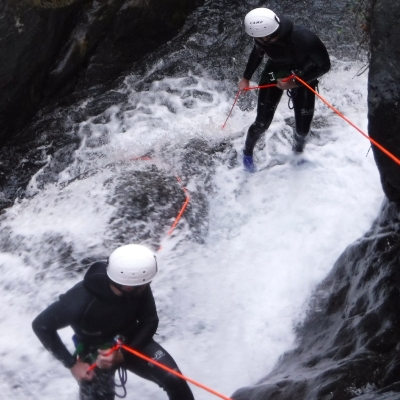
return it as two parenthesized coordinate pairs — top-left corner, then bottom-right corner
(293, 75), (400, 166)
(231, 73), (400, 167)
(86, 343), (233, 400)
(121, 344), (233, 400)
(222, 89), (242, 129)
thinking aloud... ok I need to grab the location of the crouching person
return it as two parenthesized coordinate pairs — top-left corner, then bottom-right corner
(32, 244), (195, 400)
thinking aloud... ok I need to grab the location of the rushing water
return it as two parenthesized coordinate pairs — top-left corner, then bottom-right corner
(0, 56), (383, 399)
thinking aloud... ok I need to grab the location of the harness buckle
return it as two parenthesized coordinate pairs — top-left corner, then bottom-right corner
(113, 335), (125, 348)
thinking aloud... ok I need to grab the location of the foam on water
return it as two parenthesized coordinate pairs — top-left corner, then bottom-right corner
(0, 58), (383, 399)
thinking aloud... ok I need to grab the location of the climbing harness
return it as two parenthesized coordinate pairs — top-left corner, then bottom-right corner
(222, 72), (400, 167)
(73, 336), (127, 398)
(86, 335), (233, 400)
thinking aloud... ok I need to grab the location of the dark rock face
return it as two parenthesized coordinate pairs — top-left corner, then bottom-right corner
(0, 0), (202, 146)
(368, 0), (400, 202)
(105, 164), (207, 250)
(232, 200), (400, 400)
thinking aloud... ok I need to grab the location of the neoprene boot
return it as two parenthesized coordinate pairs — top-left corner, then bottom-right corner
(292, 131), (306, 153)
(243, 154), (256, 173)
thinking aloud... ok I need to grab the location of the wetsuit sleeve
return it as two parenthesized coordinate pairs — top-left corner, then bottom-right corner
(243, 43), (265, 80)
(32, 298), (79, 369)
(295, 31), (330, 85)
(127, 286), (159, 349)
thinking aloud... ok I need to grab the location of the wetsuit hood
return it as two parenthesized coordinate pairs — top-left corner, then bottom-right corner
(84, 261), (117, 299)
(273, 14), (293, 43)
(253, 15), (293, 49)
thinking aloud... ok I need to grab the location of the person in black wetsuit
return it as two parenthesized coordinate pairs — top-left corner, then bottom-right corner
(32, 244), (195, 400)
(239, 8), (331, 172)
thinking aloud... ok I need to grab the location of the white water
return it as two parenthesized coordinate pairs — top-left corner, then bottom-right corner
(0, 58), (383, 399)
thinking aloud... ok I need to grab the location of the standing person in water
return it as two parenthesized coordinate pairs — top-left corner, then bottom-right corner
(32, 244), (195, 400)
(239, 8), (331, 172)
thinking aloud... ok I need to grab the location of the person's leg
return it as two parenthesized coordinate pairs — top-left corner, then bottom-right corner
(243, 86), (283, 157)
(291, 81), (317, 153)
(124, 339), (195, 400)
(79, 368), (116, 400)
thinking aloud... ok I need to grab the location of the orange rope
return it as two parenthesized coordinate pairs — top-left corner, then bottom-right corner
(222, 89), (242, 129)
(243, 83), (277, 91)
(293, 75), (400, 166)
(222, 82), (282, 129)
(158, 177), (190, 251)
(241, 73), (400, 166)
(242, 75), (294, 91)
(129, 157), (190, 245)
(121, 344), (233, 400)
(167, 177), (190, 236)
(87, 345), (120, 371)
(86, 343), (232, 400)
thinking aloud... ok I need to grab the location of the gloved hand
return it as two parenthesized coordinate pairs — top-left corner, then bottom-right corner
(70, 360), (95, 382)
(96, 348), (124, 369)
(276, 77), (297, 90)
(238, 78), (250, 91)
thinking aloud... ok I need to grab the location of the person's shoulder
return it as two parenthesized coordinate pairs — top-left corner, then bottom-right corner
(293, 25), (319, 39)
(59, 280), (93, 307)
(292, 25), (327, 51)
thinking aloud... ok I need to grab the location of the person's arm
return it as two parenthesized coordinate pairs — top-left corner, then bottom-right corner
(32, 299), (78, 368)
(127, 286), (159, 349)
(243, 43), (265, 81)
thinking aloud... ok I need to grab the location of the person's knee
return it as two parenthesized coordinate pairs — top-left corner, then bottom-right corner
(295, 111), (314, 136)
(162, 371), (183, 389)
(249, 119), (269, 134)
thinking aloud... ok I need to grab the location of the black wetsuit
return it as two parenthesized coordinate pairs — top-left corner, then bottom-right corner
(32, 262), (194, 400)
(243, 15), (331, 156)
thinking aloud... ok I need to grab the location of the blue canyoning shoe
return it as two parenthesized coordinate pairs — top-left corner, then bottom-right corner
(243, 155), (256, 173)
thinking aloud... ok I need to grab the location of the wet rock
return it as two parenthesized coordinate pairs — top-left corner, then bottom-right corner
(231, 200), (400, 400)
(0, 192), (13, 214)
(368, 0), (400, 202)
(0, 0), (202, 146)
(104, 164), (209, 249)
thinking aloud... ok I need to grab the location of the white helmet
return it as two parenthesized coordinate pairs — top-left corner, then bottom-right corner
(244, 8), (280, 37)
(107, 244), (158, 286)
